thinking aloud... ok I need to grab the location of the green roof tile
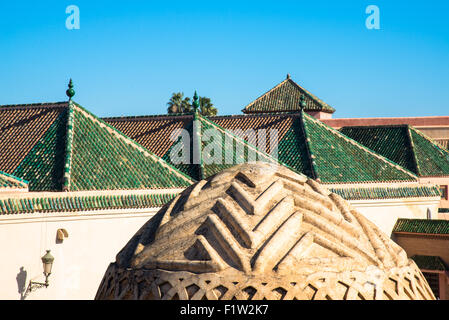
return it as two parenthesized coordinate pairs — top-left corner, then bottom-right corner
(393, 218), (449, 235)
(0, 192), (179, 215)
(162, 113), (287, 180)
(242, 77), (335, 114)
(301, 112), (417, 183)
(106, 112), (419, 184)
(341, 125), (449, 177)
(0, 102), (193, 191)
(0, 171), (28, 190)
(330, 185), (441, 200)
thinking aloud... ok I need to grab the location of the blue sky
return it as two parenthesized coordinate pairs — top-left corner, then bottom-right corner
(0, 0), (448, 118)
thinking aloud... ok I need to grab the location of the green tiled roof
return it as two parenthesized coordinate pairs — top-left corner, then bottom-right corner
(106, 112), (419, 184)
(301, 112), (417, 183)
(410, 255), (448, 271)
(393, 218), (449, 235)
(0, 102), (193, 191)
(0, 192), (178, 215)
(242, 77), (335, 114)
(0, 171), (28, 190)
(161, 112), (286, 181)
(340, 125), (449, 177)
(329, 185), (441, 200)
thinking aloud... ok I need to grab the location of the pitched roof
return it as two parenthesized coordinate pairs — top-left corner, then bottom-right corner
(0, 170), (28, 191)
(0, 102), (193, 191)
(105, 111), (418, 184)
(410, 255), (448, 271)
(162, 113), (286, 180)
(393, 218), (449, 235)
(340, 125), (449, 177)
(242, 77), (335, 114)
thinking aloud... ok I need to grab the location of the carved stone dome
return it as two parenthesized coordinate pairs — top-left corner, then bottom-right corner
(96, 162), (435, 300)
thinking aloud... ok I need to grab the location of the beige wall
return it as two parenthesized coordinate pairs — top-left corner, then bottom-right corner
(349, 197), (440, 237)
(0, 208), (158, 300)
(394, 234), (449, 264)
(419, 177), (449, 208)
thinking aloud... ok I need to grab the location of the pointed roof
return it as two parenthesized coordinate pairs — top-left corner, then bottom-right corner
(0, 170), (28, 191)
(160, 112), (286, 181)
(340, 125), (449, 177)
(242, 76), (335, 114)
(0, 101), (193, 191)
(105, 112), (418, 184)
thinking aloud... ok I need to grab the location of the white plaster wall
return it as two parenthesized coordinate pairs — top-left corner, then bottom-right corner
(0, 208), (158, 300)
(349, 197), (440, 237)
(0, 196), (440, 300)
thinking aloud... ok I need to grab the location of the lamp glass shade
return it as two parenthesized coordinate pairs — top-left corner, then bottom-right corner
(41, 250), (54, 275)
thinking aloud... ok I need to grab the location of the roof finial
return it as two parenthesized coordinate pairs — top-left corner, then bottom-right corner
(300, 94), (307, 110)
(286, 74), (291, 80)
(66, 79), (75, 101)
(192, 91), (200, 113)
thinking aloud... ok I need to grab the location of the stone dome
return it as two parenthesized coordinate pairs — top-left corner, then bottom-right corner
(96, 162), (435, 300)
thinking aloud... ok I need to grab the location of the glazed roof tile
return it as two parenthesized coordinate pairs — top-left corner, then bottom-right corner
(393, 218), (449, 235)
(105, 112), (418, 184)
(0, 170), (28, 190)
(242, 77), (335, 114)
(340, 125), (449, 177)
(0, 102), (193, 191)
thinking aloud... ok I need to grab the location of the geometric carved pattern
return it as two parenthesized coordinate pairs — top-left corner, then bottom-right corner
(95, 162), (435, 300)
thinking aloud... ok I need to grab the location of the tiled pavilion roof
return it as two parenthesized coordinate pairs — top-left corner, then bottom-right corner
(340, 125), (449, 177)
(0, 101), (193, 191)
(105, 111), (418, 184)
(242, 76), (335, 114)
(0, 170), (28, 191)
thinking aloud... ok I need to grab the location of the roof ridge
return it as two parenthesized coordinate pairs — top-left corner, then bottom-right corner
(406, 126), (421, 175)
(0, 170), (29, 187)
(62, 101), (76, 191)
(71, 102), (194, 185)
(288, 79), (334, 112)
(409, 125), (449, 157)
(303, 113), (419, 181)
(103, 113), (194, 121)
(0, 101), (68, 109)
(241, 78), (289, 112)
(298, 111), (319, 180)
(197, 113), (302, 174)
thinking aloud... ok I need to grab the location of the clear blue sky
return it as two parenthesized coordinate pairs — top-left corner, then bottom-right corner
(0, 0), (448, 118)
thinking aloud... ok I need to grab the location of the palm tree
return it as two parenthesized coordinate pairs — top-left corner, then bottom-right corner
(199, 97), (218, 116)
(167, 92), (192, 114)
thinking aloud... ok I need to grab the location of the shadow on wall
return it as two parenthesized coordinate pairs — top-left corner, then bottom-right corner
(16, 267), (27, 300)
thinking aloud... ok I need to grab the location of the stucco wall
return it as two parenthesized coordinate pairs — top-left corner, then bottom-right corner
(0, 209), (158, 300)
(349, 197), (440, 237)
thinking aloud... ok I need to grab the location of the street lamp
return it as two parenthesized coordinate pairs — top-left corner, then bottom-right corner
(27, 250), (54, 293)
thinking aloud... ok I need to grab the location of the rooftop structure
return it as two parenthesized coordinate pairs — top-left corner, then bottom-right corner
(241, 75), (335, 118)
(0, 101), (192, 192)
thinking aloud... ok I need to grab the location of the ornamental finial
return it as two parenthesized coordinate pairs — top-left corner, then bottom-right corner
(192, 91), (200, 113)
(66, 79), (75, 101)
(286, 74), (291, 79)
